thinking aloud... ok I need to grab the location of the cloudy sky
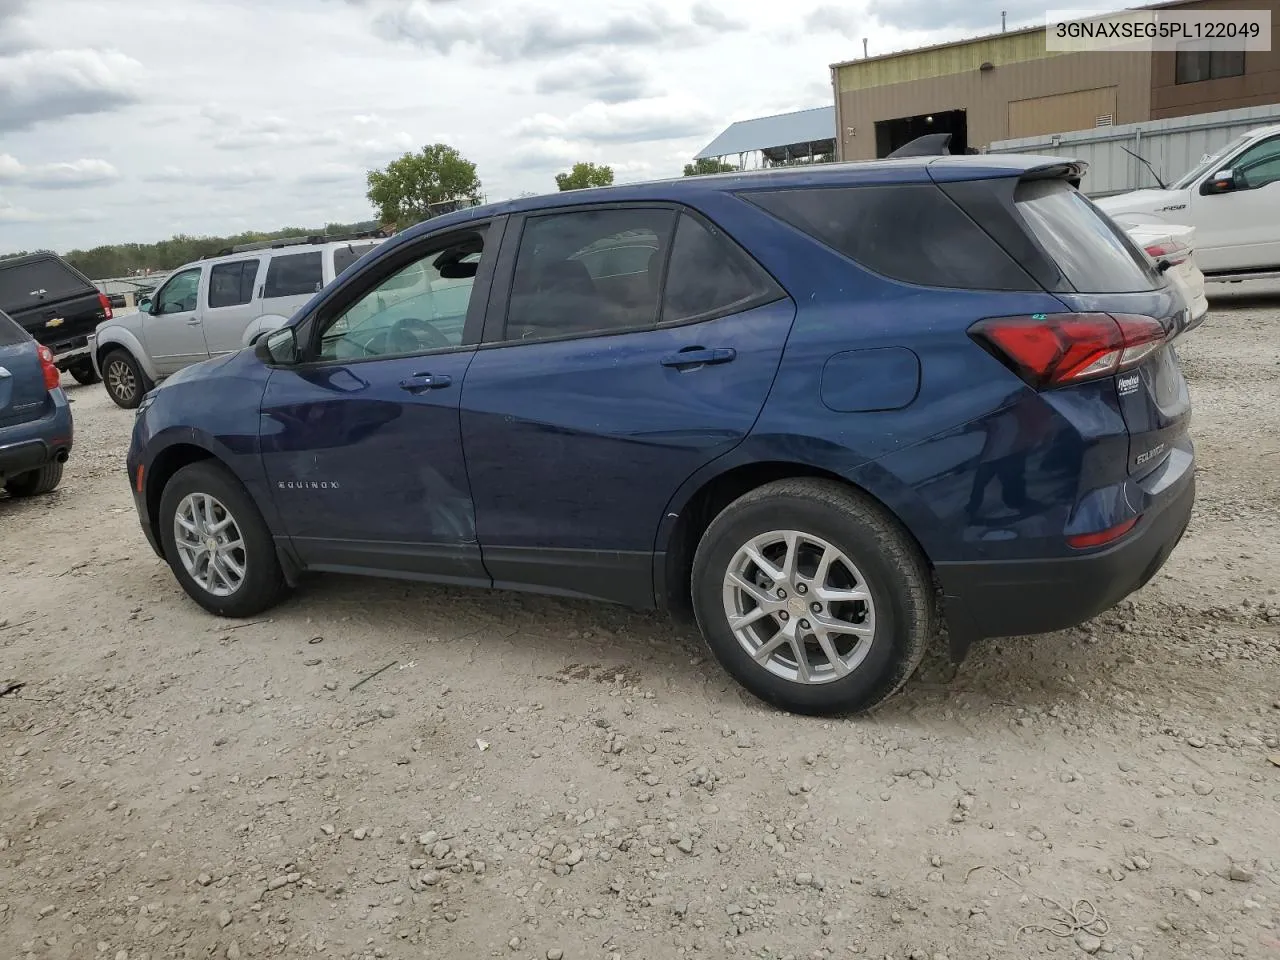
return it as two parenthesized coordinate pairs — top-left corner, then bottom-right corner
(0, 0), (1048, 253)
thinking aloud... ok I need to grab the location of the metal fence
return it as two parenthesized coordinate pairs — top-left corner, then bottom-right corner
(988, 103), (1280, 197)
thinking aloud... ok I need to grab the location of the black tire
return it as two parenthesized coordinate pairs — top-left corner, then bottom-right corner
(101, 349), (150, 409)
(691, 478), (935, 716)
(4, 462), (63, 497)
(157, 460), (288, 618)
(68, 360), (100, 385)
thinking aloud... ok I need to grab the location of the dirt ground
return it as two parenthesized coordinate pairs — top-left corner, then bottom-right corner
(2, 284), (1278, 960)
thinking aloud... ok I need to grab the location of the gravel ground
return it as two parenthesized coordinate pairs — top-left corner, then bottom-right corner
(2, 285), (1279, 960)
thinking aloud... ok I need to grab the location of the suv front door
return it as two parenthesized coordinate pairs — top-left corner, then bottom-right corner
(204, 256), (264, 356)
(259, 221), (503, 579)
(144, 266), (209, 375)
(459, 204), (795, 606)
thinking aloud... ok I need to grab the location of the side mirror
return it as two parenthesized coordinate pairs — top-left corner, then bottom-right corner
(137, 297), (153, 314)
(255, 326), (299, 366)
(1201, 169), (1237, 195)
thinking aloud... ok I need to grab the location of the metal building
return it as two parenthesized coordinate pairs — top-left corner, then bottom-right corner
(694, 106), (836, 170)
(831, 0), (1280, 161)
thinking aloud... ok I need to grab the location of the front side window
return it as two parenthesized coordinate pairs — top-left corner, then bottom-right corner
(156, 268), (202, 315)
(207, 259), (259, 308)
(264, 251), (323, 299)
(316, 231), (484, 361)
(504, 208), (676, 342)
(1232, 136), (1280, 190)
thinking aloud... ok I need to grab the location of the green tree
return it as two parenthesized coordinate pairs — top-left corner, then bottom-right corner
(555, 162), (615, 191)
(366, 143), (482, 230)
(683, 157), (739, 176)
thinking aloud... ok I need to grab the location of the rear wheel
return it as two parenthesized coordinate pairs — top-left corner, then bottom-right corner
(4, 462), (64, 498)
(691, 478), (935, 716)
(158, 461), (288, 617)
(102, 349), (149, 409)
(68, 360), (100, 385)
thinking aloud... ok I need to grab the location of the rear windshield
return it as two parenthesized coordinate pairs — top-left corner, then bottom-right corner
(0, 308), (32, 347)
(0, 257), (95, 313)
(1014, 180), (1160, 293)
(333, 243), (377, 276)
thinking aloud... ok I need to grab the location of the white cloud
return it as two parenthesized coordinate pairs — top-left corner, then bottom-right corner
(515, 96), (716, 145)
(0, 153), (120, 188)
(0, 49), (143, 133)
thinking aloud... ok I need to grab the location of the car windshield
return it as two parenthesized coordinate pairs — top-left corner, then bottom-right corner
(1171, 134), (1249, 190)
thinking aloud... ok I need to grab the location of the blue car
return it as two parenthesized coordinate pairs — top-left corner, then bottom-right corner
(1, 309), (73, 498)
(126, 154), (1196, 714)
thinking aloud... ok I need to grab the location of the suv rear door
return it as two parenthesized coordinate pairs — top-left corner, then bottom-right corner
(458, 203), (795, 606)
(260, 250), (323, 321)
(202, 256), (265, 356)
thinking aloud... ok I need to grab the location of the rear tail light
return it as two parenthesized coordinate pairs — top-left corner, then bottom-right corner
(37, 344), (61, 391)
(1067, 515), (1140, 549)
(1143, 242), (1189, 267)
(98, 291), (114, 320)
(969, 313), (1166, 390)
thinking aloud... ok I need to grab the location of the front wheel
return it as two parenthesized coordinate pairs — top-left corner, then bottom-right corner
(158, 461), (288, 617)
(691, 478), (936, 716)
(102, 349), (150, 409)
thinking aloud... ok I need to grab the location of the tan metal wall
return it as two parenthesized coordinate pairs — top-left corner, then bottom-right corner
(835, 45), (1153, 160)
(1008, 86), (1120, 139)
(1149, 0), (1280, 118)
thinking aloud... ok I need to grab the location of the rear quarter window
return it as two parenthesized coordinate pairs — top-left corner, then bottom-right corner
(0, 257), (96, 313)
(743, 183), (1037, 291)
(1014, 179), (1160, 293)
(0, 308), (32, 347)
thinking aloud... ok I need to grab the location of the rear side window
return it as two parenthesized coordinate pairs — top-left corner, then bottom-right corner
(0, 309), (31, 347)
(0, 257), (95, 313)
(333, 243), (377, 276)
(745, 184), (1036, 291)
(264, 251), (323, 299)
(1014, 180), (1159, 293)
(207, 260), (259, 308)
(662, 213), (781, 323)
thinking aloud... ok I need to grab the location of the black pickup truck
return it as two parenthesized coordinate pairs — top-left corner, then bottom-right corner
(0, 253), (112, 385)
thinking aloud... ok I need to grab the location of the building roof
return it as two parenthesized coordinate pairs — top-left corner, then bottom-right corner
(830, 0), (1216, 70)
(694, 106), (835, 160)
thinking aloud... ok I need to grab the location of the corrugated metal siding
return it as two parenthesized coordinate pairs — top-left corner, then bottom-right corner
(989, 104), (1280, 195)
(1009, 87), (1119, 139)
(837, 51), (1152, 160)
(836, 30), (1060, 92)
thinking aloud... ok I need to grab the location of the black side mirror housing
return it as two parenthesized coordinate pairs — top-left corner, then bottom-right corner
(1201, 169), (1237, 195)
(255, 326), (299, 365)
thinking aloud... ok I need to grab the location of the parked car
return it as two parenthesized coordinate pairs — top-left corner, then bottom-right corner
(0, 252), (113, 385)
(126, 155), (1196, 715)
(90, 236), (384, 408)
(1124, 222), (1208, 325)
(1097, 123), (1280, 281)
(0, 308), (72, 498)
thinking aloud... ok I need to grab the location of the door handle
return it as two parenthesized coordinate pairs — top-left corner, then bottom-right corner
(398, 372), (452, 393)
(186, 318), (202, 325)
(660, 346), (736, 369)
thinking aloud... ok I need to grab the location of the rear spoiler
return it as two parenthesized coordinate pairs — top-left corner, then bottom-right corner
(887, 133), (952, 158)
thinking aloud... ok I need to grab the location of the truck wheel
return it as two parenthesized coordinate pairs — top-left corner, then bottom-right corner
(158, 460), (288, 618)
(690, 478), (936, 716)
(4, 462), (64, 498)
(68, 360), (100, 385)
(102, 349), (150, 409)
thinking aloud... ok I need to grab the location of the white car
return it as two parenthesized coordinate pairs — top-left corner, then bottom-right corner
(1124, 222), (1208, 326)
(1097, 123), (1280, 281)
(90, 236), (384, 408)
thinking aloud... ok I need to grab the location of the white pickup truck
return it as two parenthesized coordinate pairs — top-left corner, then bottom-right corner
(1096, 122), (1280, 281)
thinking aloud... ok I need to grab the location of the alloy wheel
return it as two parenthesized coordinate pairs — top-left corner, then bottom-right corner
(173, 492), (247, 597)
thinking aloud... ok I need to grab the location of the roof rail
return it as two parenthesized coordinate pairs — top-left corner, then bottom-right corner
(886, 133), (953, 159)
(207, 227), (385, 259)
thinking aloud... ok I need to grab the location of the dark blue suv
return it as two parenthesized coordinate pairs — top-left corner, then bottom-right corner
(127, 154), (1196, 714)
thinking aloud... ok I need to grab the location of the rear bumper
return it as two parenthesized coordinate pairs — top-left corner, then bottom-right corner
(0, 393), (74, 479)
(936, 471), (1194, 640)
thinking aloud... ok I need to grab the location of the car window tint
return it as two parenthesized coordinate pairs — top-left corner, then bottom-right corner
(1234, 137), (1280, 190)
(157, 268), (202, 314)
(264, 251), (323, 299)
(333, 243), (378, 276)
(745, 184), (1036, 291)
(505, 208), (676, 342)
(1014, 179), (1159, 293)
(317, 230), (485, 362)
(662, 213), (781, 323)
(0, 308), (31, 347)
(208, 260), (258, 308)
(0, 257), (95, 313)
